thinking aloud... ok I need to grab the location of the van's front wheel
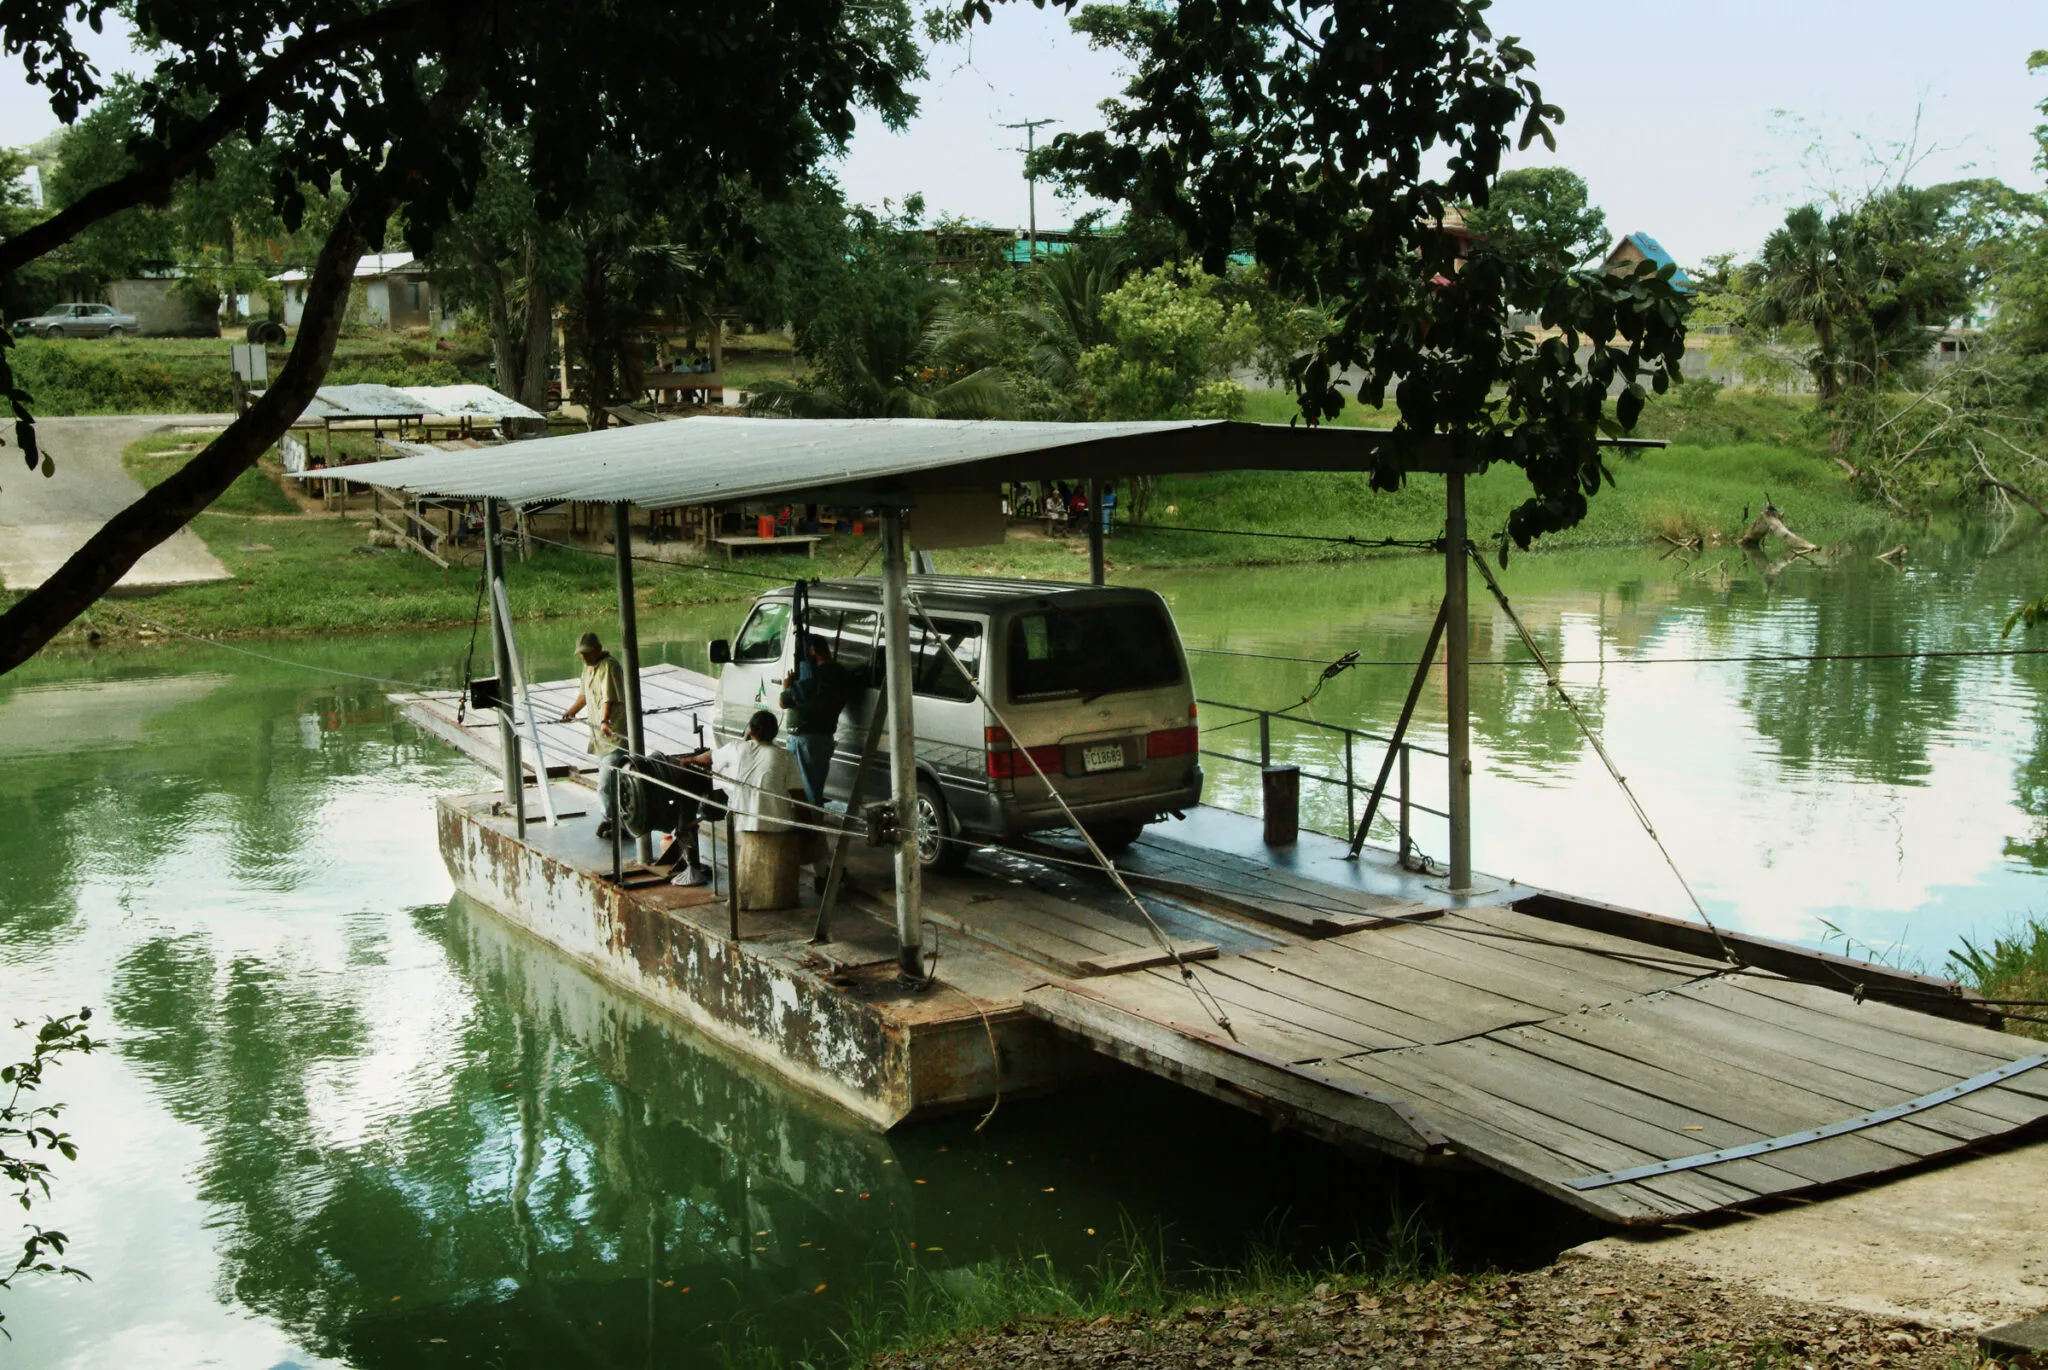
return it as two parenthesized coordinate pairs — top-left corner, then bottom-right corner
(914, 778), (969, 873)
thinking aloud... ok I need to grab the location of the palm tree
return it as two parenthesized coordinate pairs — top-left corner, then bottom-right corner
(746, 282), (1014, 419)
(1752, 205), (1860, 403)
(1011, 242), (1126, 404)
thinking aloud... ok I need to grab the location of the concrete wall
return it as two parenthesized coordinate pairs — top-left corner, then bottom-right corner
(105, 279), (218, 337)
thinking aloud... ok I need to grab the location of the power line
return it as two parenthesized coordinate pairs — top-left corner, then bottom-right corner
(1185, 643), (2048, 668)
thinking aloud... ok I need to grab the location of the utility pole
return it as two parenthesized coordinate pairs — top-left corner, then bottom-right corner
(1000, 117), (1056, 263)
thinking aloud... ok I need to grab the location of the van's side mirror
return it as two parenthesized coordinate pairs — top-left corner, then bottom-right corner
(708, 639), (731, 666)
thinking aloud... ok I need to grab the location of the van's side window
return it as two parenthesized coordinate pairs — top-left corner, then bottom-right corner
(911, 619), (982, 702)
(732, 602), (790, 663)
(876, 618), (982, 702)
(807, 607), (878, 678)
(1008, 605), (1181, 701)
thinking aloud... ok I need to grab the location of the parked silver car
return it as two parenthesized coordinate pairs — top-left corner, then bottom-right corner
(709, 575), (1204, 870)
(10, 302), (139, 338)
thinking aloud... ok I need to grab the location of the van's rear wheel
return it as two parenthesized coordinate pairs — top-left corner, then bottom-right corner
(914, 777), (968, 873)
(1083, 818), (1146, 853)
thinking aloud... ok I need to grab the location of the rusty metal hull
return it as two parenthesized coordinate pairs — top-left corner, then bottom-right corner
(437, 793), (1092, 1129)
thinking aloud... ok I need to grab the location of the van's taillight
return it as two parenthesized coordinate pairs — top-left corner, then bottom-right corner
(986, 736), (1065, 779)
(1147, 725), (1199, 759)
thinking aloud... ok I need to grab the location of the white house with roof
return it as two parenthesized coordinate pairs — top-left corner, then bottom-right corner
(272, 252), (449, 331)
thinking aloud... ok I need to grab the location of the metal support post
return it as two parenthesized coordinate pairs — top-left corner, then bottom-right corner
(1258, 711), (1272, 769)
(483, 497), (521, 812)
(880, 510), (924, 979)
(612, 501), (650, 864)
(1445, 469), (1473, 890)
(513, 738), (526, 840)
(1349, 602), (1447, 858)
(1086, 477), (1105, 586)
(1343, 729), (1355, 839)
(1398, 744), (1412, 860)
(726, 811), (740, 940)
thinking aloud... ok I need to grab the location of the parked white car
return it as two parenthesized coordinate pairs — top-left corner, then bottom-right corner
(10, 302), (139, 338)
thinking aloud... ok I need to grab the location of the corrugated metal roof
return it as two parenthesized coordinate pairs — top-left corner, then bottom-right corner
(294, 416), (1435, 509)
(298, 384), (436, 422)
(398, 385), (547, 421)
(1622, 233), (1695, 291)
(271, 252), (420, 284)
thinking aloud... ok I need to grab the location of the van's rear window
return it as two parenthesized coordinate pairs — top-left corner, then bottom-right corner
(1007, 604), (1182, 702)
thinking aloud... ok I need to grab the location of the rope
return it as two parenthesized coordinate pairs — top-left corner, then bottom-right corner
(905, 591), (1237, 1039)
(95, 609), (442, 692)
(1465, 544), (1746, 969)
(1199, 650), (1361, 736)
(456, 568), (489, 724)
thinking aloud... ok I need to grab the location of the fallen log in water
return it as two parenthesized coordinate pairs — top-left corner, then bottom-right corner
(1736, 498), (1819, 555)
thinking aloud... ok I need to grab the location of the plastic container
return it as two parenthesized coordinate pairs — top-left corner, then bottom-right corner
(756, 513), (775, 540)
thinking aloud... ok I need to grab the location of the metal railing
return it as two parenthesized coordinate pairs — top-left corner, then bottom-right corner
(1195, 697), (1449, 855)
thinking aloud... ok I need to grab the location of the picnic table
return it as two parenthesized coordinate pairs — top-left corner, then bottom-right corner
(713, 533), (822, 561)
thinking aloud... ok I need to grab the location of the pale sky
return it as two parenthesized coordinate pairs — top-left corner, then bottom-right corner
(4, 2), (2044, 266)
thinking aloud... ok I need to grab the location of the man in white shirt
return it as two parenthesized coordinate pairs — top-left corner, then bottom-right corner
(670, 709), (807, 888)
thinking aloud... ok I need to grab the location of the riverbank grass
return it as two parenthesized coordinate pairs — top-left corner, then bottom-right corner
(716, 1216), (1450, 1370)
(1948, 917), (2048, 1042)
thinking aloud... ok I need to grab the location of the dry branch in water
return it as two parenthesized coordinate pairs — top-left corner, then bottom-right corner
(1736, 499), (1820, 555)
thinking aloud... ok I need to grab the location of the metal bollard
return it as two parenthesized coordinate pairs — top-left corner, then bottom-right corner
(1262, 764), (1300, 846)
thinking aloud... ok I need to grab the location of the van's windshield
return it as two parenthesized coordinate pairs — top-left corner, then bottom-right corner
(1006, 603), (1182, 702)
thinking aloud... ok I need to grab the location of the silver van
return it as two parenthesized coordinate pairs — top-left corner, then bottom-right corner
(707, 576), (1203, 870)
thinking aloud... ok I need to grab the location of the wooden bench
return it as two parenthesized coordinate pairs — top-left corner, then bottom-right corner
(713, 533), (823, 561)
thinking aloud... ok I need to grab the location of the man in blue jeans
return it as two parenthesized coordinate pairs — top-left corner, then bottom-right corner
(779, 636), (855, 805)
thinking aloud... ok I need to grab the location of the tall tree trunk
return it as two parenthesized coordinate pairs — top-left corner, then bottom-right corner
(0, 186), (393, 673)
(482, 252), (517, 400)
(516, 241), (553, 418)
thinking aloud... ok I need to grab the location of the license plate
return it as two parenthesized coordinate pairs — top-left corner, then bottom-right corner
(1082, 743), (1125, 773)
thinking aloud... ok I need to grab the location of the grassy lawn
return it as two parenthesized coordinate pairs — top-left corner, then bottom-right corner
(52, 384), (1880, 643)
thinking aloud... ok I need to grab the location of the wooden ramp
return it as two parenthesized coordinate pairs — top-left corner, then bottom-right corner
(398, 662), (718, 777)
(1025, 904), (2048, 1225)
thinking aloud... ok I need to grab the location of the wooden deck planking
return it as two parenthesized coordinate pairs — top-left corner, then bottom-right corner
(1340, 1037), (1816, 1198)
(1144, 962), (1419, 1054)
(1606, 985), (2042, 1136)
(1312, 921), (1703, 1019)
(1725, 978), (2048, 1097)
(1359, 916), (1717, 1004)
(1432, 905), (1728, 978)
(1234, 940), (1553, 1040)
(1691, 980), (2048, 1109)
(1316, 1051), (1763, 1217)
(1480, 1027), (1934, 1183)
(1530, 1009), (2008, 1153)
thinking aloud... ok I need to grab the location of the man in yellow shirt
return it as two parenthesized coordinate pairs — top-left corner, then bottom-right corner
(561, 631), (631, 838)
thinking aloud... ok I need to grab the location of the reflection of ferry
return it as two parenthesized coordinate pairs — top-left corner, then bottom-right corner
(346, 415), (2048, 1228)
(446, 889), (905, 1220)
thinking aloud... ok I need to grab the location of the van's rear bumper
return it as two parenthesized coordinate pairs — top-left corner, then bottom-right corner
(974, 766), (1204, 838)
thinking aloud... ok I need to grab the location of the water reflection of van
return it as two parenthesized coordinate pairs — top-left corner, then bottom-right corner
(707, 576), (1203, 870)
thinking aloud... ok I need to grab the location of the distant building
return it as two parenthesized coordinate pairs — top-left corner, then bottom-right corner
(272, 252), (450, 331)
(1601, 232), (1694, 292)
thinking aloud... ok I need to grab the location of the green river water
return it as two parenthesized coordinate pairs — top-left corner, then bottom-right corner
(4, 530), (2047, 1366)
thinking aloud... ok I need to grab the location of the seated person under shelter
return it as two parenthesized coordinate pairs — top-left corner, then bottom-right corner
(672, 710), (822, 899)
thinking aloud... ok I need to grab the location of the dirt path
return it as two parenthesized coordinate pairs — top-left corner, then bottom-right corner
(876, 1255), (1979, 1370)
(0, 414), (236, 592)
(1577, 1137), (2048, 1331)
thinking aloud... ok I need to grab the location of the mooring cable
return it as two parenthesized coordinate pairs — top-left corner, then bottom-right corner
(1464, 543), (1747, 969)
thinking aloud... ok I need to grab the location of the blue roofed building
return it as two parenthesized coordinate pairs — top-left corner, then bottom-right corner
(1602, 232), (1694, 293)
